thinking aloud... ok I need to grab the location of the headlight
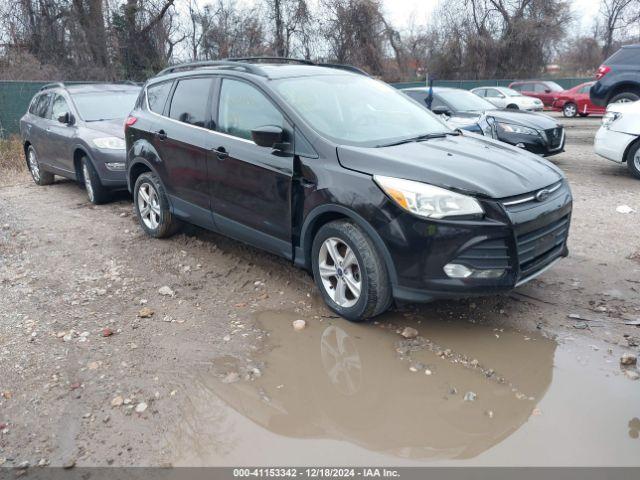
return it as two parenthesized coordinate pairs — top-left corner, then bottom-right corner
(92, 137), (126, 149)
(374, 175), (484, 219)
(496, 122), (539, 136)
(602, 112), (621, 127)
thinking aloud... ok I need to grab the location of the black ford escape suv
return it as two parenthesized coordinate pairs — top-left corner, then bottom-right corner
(125, 58), (572, 321)
(21, 83), (140, 203)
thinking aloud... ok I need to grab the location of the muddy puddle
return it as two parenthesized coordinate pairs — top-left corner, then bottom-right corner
(165, 311), (640, 466)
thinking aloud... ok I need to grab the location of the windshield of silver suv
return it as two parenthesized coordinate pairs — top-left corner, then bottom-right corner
(71, 91), (140, 121)
(273, 74), (450, 147)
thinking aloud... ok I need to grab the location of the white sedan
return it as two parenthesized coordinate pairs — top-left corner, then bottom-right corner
(470, 86), (544, 111)
(594, 100), (640, 179)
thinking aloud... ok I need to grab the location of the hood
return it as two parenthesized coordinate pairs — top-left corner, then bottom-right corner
(485, 109), (559, 129)
(337, 133), (563, 199)
(83, 118), (126, 138)
(606, 99), (640, 114)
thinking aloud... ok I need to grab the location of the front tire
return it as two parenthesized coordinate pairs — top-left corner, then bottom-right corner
(27, 146), (54, 185)
(311, 220), (391, 322)
(81, 156), (110, 204)
(626, 141), (640, 180)
(563, 103), (577, 118)
(506, 104), (519, 110)
(133, 172), (181, 238)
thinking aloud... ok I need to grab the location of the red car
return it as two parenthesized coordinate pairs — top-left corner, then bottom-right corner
(551, 82), (606, 117)
(508, 80), (565, 107)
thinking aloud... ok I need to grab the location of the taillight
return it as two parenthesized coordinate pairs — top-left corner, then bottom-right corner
(125, 116), (138, 129)
(595, 65), (610, 80)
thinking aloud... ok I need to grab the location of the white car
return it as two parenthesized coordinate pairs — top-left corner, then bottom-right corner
(471, 86), (544, 111)
(594, 100), (640, 179)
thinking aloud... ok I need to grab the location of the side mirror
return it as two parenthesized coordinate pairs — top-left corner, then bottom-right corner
(432, 106), (451, 116)
(544, 88), (551, 93)
(251, 125), (284, 149)
(57, 112), (74, 125)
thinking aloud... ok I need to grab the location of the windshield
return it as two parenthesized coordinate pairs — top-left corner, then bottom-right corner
(71, 91), (140, 121)
(438, 90), (496, 112)
(498, 87), (522, 97)
(273, 75), (450, 147)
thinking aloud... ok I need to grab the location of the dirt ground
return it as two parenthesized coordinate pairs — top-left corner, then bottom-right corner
(0, 113), (639, 469)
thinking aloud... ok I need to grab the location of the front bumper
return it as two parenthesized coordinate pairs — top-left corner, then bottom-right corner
(594, 126), (636, 163)
(498, 127), (565, 157)
(92, 149), (128, 187)
(382, 182), (573, 303)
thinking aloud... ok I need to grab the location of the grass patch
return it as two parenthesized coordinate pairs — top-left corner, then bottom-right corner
(0, 136), (27, 182)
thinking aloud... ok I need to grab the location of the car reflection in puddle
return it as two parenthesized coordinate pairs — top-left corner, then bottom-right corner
(167, 310), (556, 463)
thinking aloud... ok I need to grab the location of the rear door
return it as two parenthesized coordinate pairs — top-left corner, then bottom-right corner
(206, 77), (294, 259)
(27, 93), (53, 165)
(485, 88), (506, 108)
(153, 76), (216, 229)
(534, 83), (554, 106)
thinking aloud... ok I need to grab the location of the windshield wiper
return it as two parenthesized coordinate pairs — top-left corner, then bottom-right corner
(376, 130), (460, 148)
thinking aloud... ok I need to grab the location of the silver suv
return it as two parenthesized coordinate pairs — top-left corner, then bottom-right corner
(20, 83), (140, 203)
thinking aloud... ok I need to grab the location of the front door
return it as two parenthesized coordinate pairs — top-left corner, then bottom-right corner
(207, 77), (294, 259)
(46, 93), (76, 173)
(153, 76), (216, 229)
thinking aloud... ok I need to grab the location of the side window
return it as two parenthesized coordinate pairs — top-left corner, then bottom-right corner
(34, 93), (52, 117)
(474, 89), (486, 97)
(28, 95), (41, 114)
(147, 81), (173, 114)
(217, 79), (285, 141)
(49, 94), (69, 120)
(510, 84), (521, 92)
(485, 89), (500, 98)
(169, 77), (212, 127)
(534, 83), (547, 93)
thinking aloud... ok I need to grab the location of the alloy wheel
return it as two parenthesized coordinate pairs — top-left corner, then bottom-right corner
(318, 237), (362, 308)
(563, 104), (576, 117)
(28, 148), (40, 182)
(634, 150), (640, 172)
(82, 163), (94, 202)
(137, 182), (161, 230)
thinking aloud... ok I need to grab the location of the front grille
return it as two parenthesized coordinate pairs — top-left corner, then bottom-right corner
(501, 181), (564, 212)
(545, 127), (564, 150)
(516, 215), (569, 278)
(456, 238), (509, 270)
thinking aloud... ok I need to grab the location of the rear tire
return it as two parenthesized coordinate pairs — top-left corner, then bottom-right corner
(625, 141), (640, 180)
(311, 220), (392, 322)
(609, 91), (640, 105)
(133, 171), (181, 238)
(81, 156), (110, 204)
(563, 103), (577, 118)
(26, 146), (54, 186)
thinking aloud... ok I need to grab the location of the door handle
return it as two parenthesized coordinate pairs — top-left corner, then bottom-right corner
(213, 146), (229, 159)
(155, 129), (167, 140)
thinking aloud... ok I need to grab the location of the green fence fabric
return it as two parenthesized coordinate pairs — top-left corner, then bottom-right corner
(392, 77), (591, 90)
(0, 81), (48, 138)
(0, 77), (592, 137)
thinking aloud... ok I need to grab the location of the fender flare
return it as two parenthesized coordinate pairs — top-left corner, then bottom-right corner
(296, 204), (398, 285)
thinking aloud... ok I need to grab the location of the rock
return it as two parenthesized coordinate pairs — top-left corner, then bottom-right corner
(103, 415), (110, 423)
(101, 328), (113, 337)
(616, 205), (634, 214)
(38, 458), (49, 467)
(485, 410), (494, 418)
(62, 458), (76, 469)
(222, 372), (240, 384)
(470, 359), (480, 367)
(463, 391), (477, 402)
(401, 326), (419, 339)
(424, 369), (432, 375)
(111, 395), (124, 407)
(621, 353), (637, 366)
(292, 319), (306, 331)
(135, 402), (148, 413)
(137, 307), (154, 318)
(624, 370), (640, 380)
(17, 461), (29, 470)
(0, 458), (5, 466)
(627, 336), (640, 347)
(87, 362), (99, 370)
(223, 335), (231, 342)
(158, 286), (175, 296)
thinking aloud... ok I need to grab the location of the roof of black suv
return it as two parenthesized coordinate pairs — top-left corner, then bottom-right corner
(152, 58), (369, 82)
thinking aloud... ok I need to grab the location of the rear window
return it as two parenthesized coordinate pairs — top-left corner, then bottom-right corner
(146, 81), (173, 114)
(605, 47), (640, 65)
(168, 77), (212, 127)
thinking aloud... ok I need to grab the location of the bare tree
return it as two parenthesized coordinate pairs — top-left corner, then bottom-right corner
(598, 0), (640, 57)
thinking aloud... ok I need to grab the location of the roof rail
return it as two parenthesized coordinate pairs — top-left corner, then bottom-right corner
(155, 60), (267, 77)
(227, 56), (314, 66)
(317, 63), (370, 76)
(39, 82), (65, 91)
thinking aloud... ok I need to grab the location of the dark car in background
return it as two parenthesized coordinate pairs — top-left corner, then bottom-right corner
(590, 44), (640, 106)
(403, 87), (565, 156)
(508, 80), (565, 107)
(124, 58), (571, 322)
(20, 83), (140, 203)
